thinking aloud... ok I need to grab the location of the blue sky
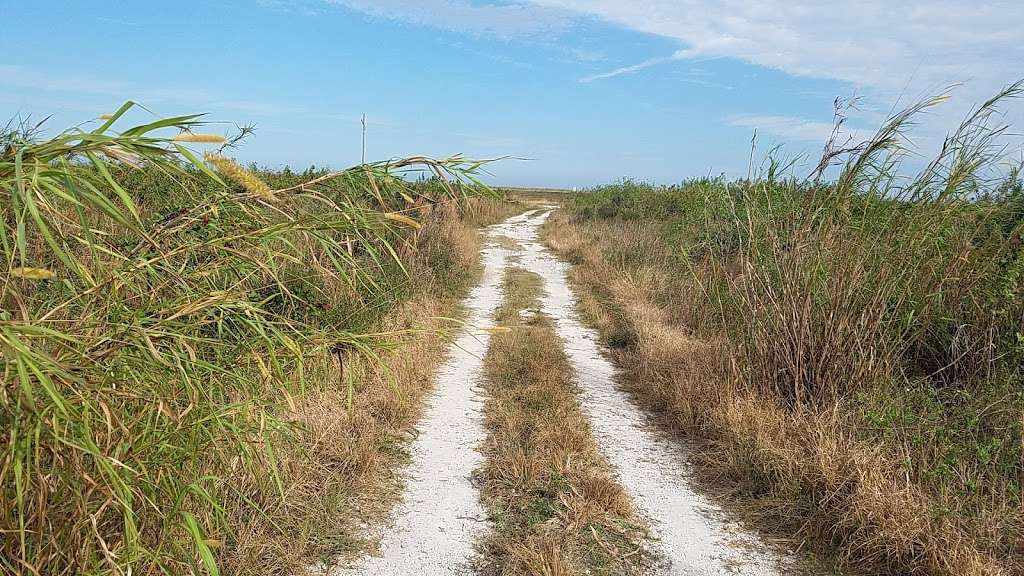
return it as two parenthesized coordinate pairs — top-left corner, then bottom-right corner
(2, 1), (1023, 187)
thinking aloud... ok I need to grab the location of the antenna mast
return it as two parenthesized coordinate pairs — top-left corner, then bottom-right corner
(361, 113), (366, 164)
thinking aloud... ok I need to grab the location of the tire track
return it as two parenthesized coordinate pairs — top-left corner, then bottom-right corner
(338, 208), (798, 575)
(501, 208), (795, 576)
(335, 211), (538, 575)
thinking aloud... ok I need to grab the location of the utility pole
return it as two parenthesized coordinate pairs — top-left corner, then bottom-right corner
(361, 113), (366, 165)
(747, 128), (756, 181)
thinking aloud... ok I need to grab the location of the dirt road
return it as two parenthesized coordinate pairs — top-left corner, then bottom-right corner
(336, 208), (797, 575)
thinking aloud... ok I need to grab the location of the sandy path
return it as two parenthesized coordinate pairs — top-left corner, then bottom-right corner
(334, 211), (537, 576)
(498, 208), (796, 576)
(338, 208), (797, 575)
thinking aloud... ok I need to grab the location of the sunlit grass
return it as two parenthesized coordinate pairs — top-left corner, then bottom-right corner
(0, 102), (496, 575)
(555, 81), (1024, 575)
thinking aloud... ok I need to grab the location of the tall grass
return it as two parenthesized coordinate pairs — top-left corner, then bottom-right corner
(573, 83), (1024, 403)
(558, 83), (1024, 573)
(0, 103), (495, 575)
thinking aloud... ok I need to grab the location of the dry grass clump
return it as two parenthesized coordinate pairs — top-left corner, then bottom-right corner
(544, 84), (1024, 576)
(543, 219), (732, 433)
(477, 267), (648, 576)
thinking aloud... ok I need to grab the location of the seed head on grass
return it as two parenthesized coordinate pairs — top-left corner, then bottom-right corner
(174, 132), (228, 144)
(383, 211), (422, 229)
(204, 152), (276, 200)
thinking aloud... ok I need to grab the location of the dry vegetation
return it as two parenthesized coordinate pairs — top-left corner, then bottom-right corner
(0, 103), (520, 575)
(476, 265), (648, 576)
(543, 86), (1024, 576)
(225, 198), (524, 575)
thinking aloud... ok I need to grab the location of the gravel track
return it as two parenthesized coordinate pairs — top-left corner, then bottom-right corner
(338, 208), (796, 575)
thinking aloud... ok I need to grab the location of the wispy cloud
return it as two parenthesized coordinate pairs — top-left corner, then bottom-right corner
(579, 54), (677, 82)
(0, 64), (212, 102)
(566, 47), (606, 63)
(580, 51), (733, 85)
(0, 64), (304, 120)
(442, 39), (536, 70)
(522, 0), (1024, 152)
(682, 79), (732, 90)
(726, 113), (867, 144)
(256, 0), (326, 15)
(529, 1), (1024, 105)
(325, 0), (574, 37)
(272, 0), (1024, 114)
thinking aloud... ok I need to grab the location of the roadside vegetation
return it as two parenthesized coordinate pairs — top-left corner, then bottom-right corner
(544, 85), (1024, 575)
(477, 265), (648, 575)
(0, 103), (516, 575)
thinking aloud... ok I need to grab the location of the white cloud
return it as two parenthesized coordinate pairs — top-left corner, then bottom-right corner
(726, 114), (866, 144)
(579, 55), (675, 82)
(524, 0), (1024, 153)
(566, 47), (606, 63)
(0, 64), (304, 120)
(322, 1), (1024, 143)
(327, 0), (573, 36)
(0, 65), (213, 102)
(529, 1), (1024, 105)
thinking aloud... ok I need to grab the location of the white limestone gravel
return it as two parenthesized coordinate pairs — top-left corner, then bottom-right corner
(497, 208), (797, 576)
(332, 211), (537, 576)
(337, 208), (800, 576)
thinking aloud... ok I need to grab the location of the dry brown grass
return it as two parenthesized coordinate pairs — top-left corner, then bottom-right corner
(476, 267), (648, 576)
(501, 189), (569, 207)
(221, 198), (526, 575)
(542, 211), (1021, 576)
